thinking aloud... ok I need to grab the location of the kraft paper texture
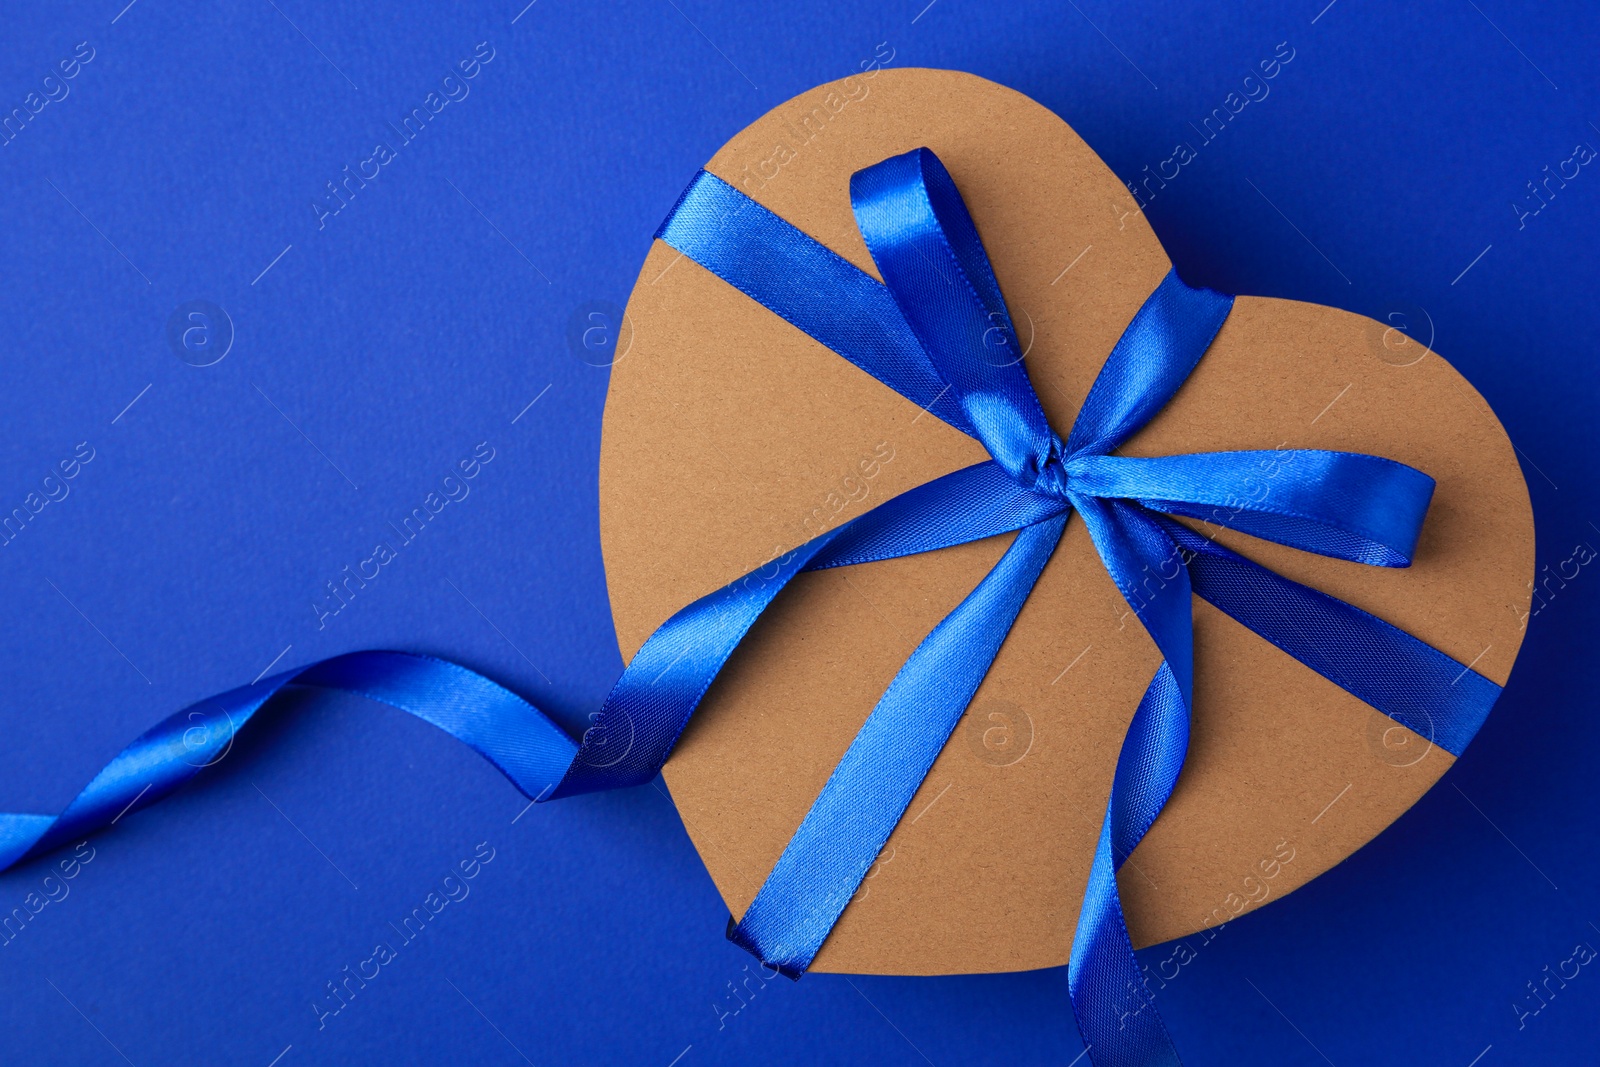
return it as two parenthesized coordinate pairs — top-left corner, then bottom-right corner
(599, 68), (1534, 975)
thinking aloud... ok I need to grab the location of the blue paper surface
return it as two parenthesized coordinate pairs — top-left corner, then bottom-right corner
(0, 1), (1595, 1063)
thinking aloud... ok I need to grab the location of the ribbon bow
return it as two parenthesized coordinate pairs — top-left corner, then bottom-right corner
(0, 148), (1502, 1067)
(642, 147), (1501, 1065)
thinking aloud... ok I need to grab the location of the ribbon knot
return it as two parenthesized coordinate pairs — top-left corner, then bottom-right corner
(1028, 444), (1073, 500)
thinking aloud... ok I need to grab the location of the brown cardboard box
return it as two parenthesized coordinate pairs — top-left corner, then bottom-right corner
(599, 69), (1534, 975)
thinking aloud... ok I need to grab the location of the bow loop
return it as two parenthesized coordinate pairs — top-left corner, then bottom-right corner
(851, 148), (1067, 494)
(1064, 271), (1234, 460)
(1066, 450), (1436, 566)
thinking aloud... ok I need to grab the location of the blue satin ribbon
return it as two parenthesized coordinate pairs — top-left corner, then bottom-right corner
(0, 147), (1502, 1067)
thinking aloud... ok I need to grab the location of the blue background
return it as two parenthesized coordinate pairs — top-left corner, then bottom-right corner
(0, 0), (1595, 1063)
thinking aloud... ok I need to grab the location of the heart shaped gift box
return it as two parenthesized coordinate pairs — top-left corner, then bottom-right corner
(601, 68), (1533, 978)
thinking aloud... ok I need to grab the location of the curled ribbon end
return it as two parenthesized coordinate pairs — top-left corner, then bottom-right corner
(0, 814), (53, 870)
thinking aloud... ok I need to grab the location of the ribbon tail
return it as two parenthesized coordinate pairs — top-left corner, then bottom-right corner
(0, 673), (298, 868)
(0, 468), (1065, 868)
(1065, 498), (1197, 1067)
(729, 513), (1069, 976)
(1070, 663), (1187, 1067)
(295, 652), (580, 795)
(551, 469), (1065, 798)
(0, 815), (63, 871)
(0, 652), (583, 873)
(1158, 518), (1502, 756)
(549, 528), (843, 797)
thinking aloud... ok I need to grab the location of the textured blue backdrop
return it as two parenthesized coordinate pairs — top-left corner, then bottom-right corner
(0, 1), (1595, 1064)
